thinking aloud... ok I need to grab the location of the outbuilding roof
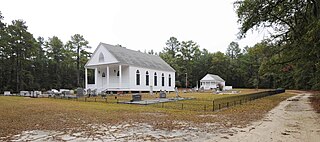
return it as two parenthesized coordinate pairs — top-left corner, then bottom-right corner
(200, 74), (225, 82)
(101, 43), (175, 72)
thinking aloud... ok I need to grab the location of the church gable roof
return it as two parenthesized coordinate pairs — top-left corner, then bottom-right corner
(85, 44), (119, 67)
(100, 43), (175, 72)
(201, 74), (225, 82)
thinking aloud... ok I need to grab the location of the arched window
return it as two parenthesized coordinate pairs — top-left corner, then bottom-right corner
(99, 53), (104, 63)
(136, 70), (140, 85)
(162, 73), (165, 86)
(169, 74), (171, 87)
(154, 72), (157, 86)
(146, 71), (149, 86)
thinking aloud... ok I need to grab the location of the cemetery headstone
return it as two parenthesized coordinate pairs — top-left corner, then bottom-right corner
(62, 90), (71, 97)
(20, 91), (30, 96)
(69, 90), (74, 95)
(159, 90), (166, 98)
(51, 89), (59, 95)
(149, 86), (153, 95)
(47, 90), (54, 97)
(34, 91), (41, 97)
(200, 87), (204, 92)
(100, 92), (106, 98)
(175, 87), (179, 98)
(4, 91), (11, 96)
(87, 89), (92, 97)
(77, 88), (84, 97)
(132, 94), (142, 101)
(92, 89), (97, 96)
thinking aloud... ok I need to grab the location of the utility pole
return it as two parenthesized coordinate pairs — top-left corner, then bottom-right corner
(185, 73), (188, 89)
(77, 45), (80, 87)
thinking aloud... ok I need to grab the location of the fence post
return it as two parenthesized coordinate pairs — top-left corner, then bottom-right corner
(234, 100), (236, 106)
(204, 105), (206, 111)
(212, 100), (215, 111)
(162, 102), (164, 108)
(227, 102), (229, 108)
(240, 100), (242, 105)
(181, 103), (184, 110)
(219, 104), (221, 110)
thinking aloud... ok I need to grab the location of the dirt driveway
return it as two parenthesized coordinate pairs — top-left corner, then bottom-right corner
(215, 92), (320, 142)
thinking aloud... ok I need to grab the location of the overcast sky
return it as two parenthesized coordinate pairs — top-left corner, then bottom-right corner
(0, 0), (267, 53)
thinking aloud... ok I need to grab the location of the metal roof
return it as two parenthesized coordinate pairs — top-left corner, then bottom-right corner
(101, 43), (175, 72)
(200, 74), (225, 82)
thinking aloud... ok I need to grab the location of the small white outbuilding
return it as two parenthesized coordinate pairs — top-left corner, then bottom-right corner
(200, 74), (225, 90)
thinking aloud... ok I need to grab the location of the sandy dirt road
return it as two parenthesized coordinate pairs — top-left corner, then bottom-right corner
(214, 92), (320, 142)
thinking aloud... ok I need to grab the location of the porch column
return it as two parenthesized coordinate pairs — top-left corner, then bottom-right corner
(204, 82), (206, 89)
(106, 65), (109, 89)
(85, 68), (88, 89)
(95, 68), (98, 88)
(119, 65), (122, 88)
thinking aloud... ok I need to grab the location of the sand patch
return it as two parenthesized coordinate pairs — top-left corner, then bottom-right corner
(213, 93), (320, 142)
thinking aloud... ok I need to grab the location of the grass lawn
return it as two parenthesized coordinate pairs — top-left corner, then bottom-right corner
(0, 89), (294, 140)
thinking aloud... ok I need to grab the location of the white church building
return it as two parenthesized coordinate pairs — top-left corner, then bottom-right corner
(200, 74), (225, 90)
(84, 43), (176, 92)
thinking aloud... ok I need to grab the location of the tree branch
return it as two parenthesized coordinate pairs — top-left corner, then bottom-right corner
(270, 57), (300, 66)
(269, 13), (296, 34)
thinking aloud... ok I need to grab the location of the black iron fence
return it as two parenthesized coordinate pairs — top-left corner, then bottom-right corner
(49, 88), (285, 112)
(150, 88), (285, 111)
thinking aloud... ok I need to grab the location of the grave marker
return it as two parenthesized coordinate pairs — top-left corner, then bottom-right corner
(159, 90), (166, 98)
(4, 91), (11, 96)
(77, 88), (84, 97)
(175, 87), (179, 98)
(132, 94), (142, 101)
(20, 91), (30, 96)
(149, 86), (153, 95)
